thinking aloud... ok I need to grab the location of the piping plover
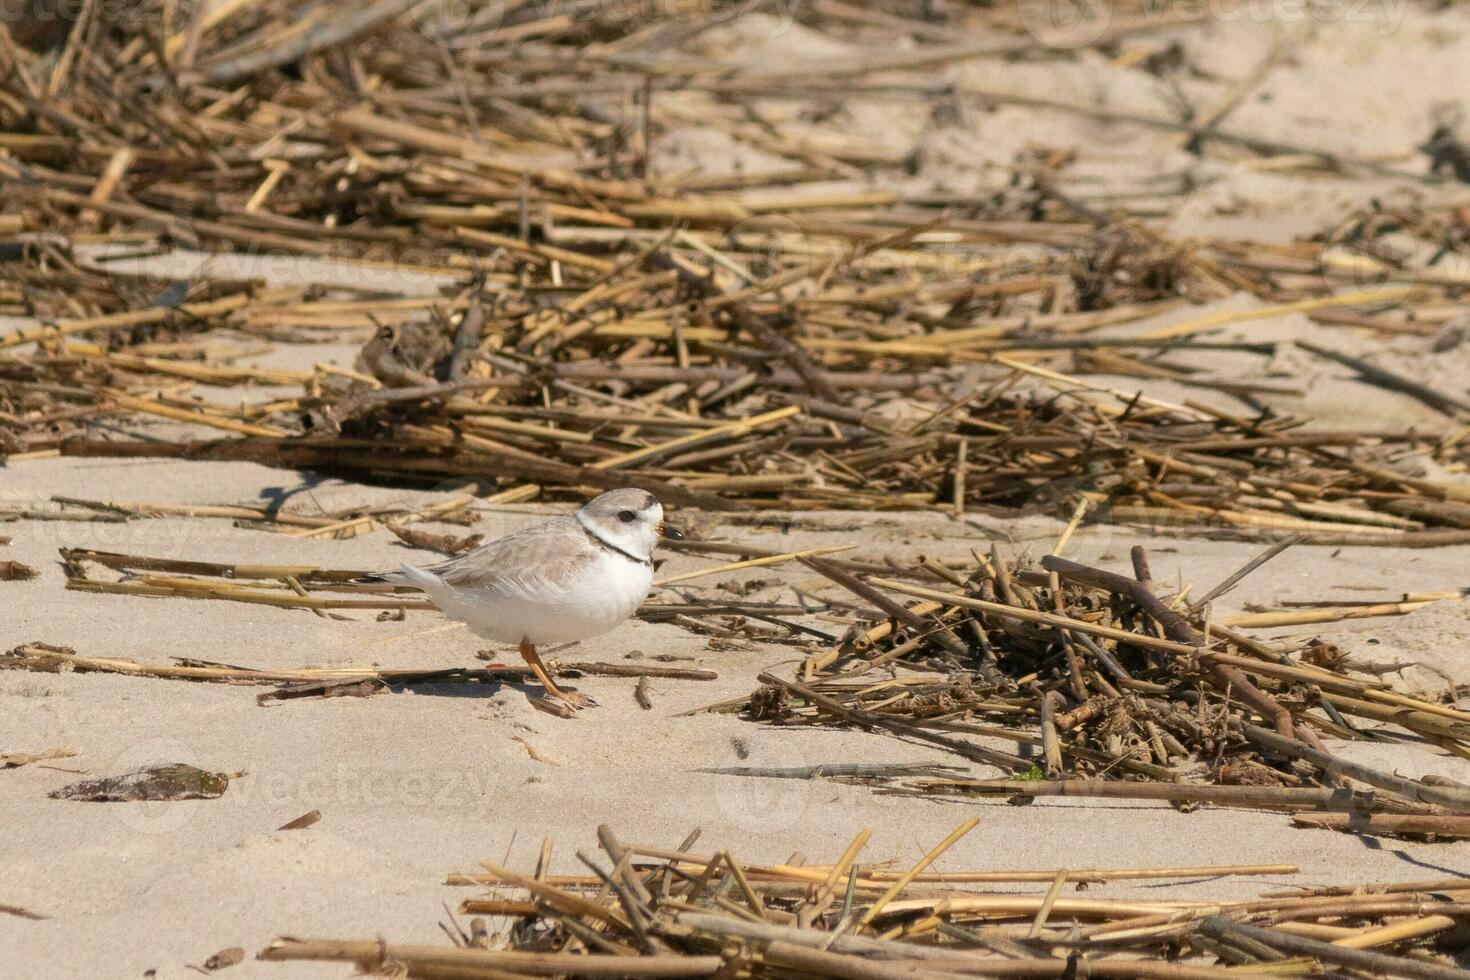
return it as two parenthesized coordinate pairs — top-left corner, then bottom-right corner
(366, 489), (680, 709)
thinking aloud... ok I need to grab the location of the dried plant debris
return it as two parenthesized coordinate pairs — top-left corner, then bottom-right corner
(1290, 812), (1470, 841)
(3, 642), (718, 699)
(388, 525), (484, 556)
(511, 736), (560, 767)
(705, 545), (1470, 828)
(1421, 125), (1470, 183)
(1, 748), (76, 769)
(0, 903), (47, 921)
(201, 947), (245, 972)
(48, 764), (233, 802)
(0, 3), (1466, 540)
(0, 560), (37, 581)
(257, 824), (1470, 979)
(276, 810), (321, 831)
(256, 677), (388, 703)
(694, 761), (965, 783)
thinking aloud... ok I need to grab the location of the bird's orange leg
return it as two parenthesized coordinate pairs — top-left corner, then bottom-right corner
(519, 639), (594, 709)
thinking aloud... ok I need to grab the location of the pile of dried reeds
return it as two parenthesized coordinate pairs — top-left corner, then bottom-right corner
(2, 1), (1468, 539)
(256, 823), (1470, 979)
(708, 544), (1470, 836)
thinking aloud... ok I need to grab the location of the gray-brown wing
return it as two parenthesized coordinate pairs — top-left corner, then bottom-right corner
(420, 516), (597, 596)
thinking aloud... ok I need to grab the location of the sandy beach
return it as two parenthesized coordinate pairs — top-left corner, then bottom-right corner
(5, 1), (1470, 977)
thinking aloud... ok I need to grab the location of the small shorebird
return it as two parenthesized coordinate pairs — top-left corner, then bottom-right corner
(365, 489), (679, 709)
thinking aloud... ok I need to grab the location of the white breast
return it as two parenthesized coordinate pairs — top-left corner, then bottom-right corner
(424, 550), (652, 646)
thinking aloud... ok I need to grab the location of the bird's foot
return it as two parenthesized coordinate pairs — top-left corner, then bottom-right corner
(551, 687), (597, 710)
(540, 657), (595, 709)
(519, 646), (596, 713)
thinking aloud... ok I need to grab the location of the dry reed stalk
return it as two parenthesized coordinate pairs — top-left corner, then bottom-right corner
(3, 644), (717, 687)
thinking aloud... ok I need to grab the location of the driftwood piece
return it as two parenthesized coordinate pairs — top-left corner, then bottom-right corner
(1291, 812), (1470, 839)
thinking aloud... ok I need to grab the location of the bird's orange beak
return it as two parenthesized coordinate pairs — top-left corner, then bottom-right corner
(659, 520), (683, 540)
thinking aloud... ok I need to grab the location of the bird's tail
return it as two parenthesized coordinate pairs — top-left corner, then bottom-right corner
(353, 564), (443, 590)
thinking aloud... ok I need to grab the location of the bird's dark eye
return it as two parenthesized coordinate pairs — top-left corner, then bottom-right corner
(618, 510), (636, 523)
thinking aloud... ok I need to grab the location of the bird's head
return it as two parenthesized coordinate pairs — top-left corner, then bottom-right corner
(577, 488), (681, 561)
